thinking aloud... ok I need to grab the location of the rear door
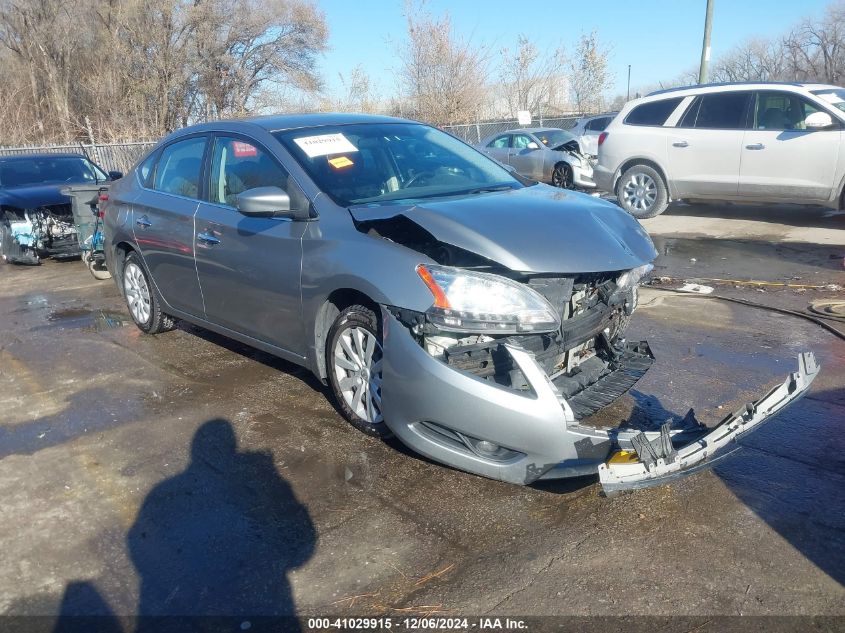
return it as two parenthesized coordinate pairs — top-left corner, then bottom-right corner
(133, 135), (207, 317)
(738, 90), (841, 202)
(508, 133), (544, 180)
(668, 91), (752, 198)
(194, 134), (307, 355)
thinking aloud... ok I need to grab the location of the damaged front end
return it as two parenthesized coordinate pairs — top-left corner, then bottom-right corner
(1, 205), (78, 264)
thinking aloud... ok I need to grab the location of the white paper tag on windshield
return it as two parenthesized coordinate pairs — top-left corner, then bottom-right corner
(293, 133), (359, 158)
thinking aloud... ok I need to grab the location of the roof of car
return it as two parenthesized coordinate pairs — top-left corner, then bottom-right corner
(646, 81), (840, 97)
(0, 153), (87, 161)
(248, 112), (414, 132)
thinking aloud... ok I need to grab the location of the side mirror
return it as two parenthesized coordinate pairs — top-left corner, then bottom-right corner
(526, 141), (540, 150)
(236, 186), (307, 219)
(108, 170), (123, 180)
(805, 111), (835, 129)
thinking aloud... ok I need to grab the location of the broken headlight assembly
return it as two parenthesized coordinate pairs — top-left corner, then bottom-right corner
(616, 263), (654, 290)
(416, 264), (560, 334)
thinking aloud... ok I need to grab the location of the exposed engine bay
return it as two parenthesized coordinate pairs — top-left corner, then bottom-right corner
(1, 205), (78, 264)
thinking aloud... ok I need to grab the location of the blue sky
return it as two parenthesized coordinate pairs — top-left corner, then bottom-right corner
(317, 0), (833, 99)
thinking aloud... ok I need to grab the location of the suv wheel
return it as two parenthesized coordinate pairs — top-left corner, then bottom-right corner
(122, 252), (176, 334)
(326, 305), (389, 437)
(616, 164), (668, 219)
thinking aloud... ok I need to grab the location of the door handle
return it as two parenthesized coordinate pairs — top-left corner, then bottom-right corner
(135, 216), (151, 228)
(745, 143), (765, 150)
(197, 232), (220, 245)
(672, 140), (689, 148)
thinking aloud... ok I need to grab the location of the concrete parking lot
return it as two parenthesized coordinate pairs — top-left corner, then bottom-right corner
(0, 201), (843, 624)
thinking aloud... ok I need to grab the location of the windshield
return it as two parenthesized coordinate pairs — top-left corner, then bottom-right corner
(811, 88), (845, 113)
(532, 129), (576, 148)
(0, 156), (108, 188)
(274, 123), (523, 206)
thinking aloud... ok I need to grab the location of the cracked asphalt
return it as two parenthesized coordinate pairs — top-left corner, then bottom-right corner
(0, 201), (843, 622)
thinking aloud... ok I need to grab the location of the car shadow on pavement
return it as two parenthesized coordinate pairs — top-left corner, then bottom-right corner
(7, 418), (316, 633)
(662, 201), (845, 230)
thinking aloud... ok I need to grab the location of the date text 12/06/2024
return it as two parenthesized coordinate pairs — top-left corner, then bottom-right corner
(306, 617), (528, 630)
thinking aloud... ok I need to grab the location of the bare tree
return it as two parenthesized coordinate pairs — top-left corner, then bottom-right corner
(498, 36), (566, 118)
(321, 64), (380, 113)
(397, 0), (489, 126)
(783, 1), (845, 84)
(569, 31), (612, 114)
(710, 38), (788, 82)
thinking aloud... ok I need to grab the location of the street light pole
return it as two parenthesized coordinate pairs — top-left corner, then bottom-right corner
(698, 0), (714, 84)
(627, 65), (631, 101)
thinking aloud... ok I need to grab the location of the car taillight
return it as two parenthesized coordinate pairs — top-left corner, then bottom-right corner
(598, 132), (609, 146)
(97, 192), (109, 218)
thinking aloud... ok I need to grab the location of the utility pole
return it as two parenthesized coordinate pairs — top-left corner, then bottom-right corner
(698, 0), (714, 84)
(627, 65), (631, 101)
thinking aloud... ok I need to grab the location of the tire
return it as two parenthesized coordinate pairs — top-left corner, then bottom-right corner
(326, 304), (389, 438)
(616, 164), (669, 219)
(122, 252), (176, 334)
(552, 162), (574, 189)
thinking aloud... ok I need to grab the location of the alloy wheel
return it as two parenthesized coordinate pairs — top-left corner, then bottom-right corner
(332, 325), (383, 424)
(124, 261), (151, 324)
(621, 172), (657, 211)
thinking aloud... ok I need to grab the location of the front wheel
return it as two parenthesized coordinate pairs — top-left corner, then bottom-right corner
(616, 164), (668, 219)
(552, 162), (574, 189)
(326, 305), (389, 438)
(122, 252), (176, 334)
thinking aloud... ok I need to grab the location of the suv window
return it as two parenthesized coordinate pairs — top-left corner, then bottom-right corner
(586, 117), (610, 131)
(624, 98), (683, 126)
(209, 136), (291, 207)
(153, 137), (206, 198)
(487, 135), (510, 149)
(755, 91), (824, 130)
(681, 92), (752, 129)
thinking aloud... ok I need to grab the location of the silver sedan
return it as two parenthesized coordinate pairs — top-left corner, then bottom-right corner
(478, 127), (595, 189)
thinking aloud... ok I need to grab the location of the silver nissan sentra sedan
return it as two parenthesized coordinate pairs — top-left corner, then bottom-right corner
(102, 113), (817, 493)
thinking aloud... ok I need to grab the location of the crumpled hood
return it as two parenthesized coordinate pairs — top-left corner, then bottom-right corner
(0, 184), (72, 210)
(349, 184), (657, 273)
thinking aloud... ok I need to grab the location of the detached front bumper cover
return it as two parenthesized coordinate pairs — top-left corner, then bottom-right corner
(599, 352), (819, 494)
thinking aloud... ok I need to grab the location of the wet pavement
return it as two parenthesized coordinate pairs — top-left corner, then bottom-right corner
(0, 202), (843, 622)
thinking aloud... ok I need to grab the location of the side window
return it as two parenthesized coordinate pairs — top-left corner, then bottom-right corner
(755, 91), (823, 130)
(487, 135), (510, 149)
(137, 150), (159, 187)
(153, 137), (206, 198)
(692, 92), (751, 129)
(624, 97), (684, 126)
(512, 134), (534, 149)
(209, 136), (290, 207)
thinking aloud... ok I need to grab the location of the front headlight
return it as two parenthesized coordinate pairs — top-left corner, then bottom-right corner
(616, 263), (654, 290)
(416, 264), (561, 334)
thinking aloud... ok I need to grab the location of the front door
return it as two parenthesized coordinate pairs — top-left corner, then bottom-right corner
(508, 133), (543, 180)
(133, 135), (207, 317)
(739, 90), (841, 202)
(667, 91), (752, 198)
(194, 135), (307, 356)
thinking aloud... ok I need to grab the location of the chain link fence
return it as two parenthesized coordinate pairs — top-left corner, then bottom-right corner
(0, 141), (157, 174)
(0, 115), (588, 171)
(442, 116), (583, 144)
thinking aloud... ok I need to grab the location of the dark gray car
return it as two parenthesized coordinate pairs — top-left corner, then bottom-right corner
(102, 114), (817, 492)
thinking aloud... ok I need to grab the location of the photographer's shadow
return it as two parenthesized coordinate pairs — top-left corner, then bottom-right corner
(128, 418), (315, 623)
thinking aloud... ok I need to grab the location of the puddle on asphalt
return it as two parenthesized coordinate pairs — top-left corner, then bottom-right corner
(43, 307), (128, 331)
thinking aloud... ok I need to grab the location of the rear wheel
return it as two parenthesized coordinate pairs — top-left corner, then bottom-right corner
(552, 162), (574, 189)
(616, 164), (668, 218)
(326, 305), (389, 438)
(122, 252), (176, 334)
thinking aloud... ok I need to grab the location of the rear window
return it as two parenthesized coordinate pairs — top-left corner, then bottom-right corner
(679, 92), (752, 129)
(624, 98), (683, 126)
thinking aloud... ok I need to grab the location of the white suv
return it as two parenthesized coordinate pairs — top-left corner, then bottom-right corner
(593, 82), (845, 218)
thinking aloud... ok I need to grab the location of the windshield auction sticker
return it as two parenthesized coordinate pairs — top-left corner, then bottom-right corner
(294, 133), (359, 158)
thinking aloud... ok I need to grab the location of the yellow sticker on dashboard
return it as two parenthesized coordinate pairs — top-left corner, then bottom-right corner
(328, 156), (354, 169)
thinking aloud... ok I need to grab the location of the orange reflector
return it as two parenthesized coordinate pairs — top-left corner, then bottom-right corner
(417, 265), (451, 309)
